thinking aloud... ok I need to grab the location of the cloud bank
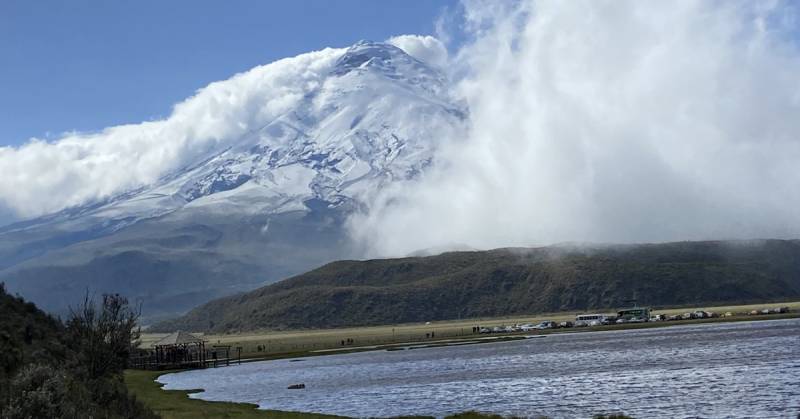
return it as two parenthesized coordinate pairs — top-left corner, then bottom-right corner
(2, 1), (799, 257)
(0, 47), (344, 218)
(350, 0), (800, 256)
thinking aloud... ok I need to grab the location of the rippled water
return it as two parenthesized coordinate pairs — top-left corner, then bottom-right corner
(159, 319), (800, 418)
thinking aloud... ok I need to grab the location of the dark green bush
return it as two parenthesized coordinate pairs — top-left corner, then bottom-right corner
(0, 284), (157, 418)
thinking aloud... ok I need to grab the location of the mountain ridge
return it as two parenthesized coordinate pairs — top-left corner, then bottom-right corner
(152, 239), (800, 332)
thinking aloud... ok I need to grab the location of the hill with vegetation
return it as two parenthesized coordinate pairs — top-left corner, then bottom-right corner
(0, 284), (156, 418)
(153, 240), (800, 333)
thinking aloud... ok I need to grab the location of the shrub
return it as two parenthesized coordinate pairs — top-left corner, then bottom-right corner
(0, 287), (156, 418)
(1, 364), (86, 419)
(65, 293), (142, 380)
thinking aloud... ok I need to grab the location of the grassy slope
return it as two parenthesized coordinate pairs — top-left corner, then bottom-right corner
(1, 285), (159, 418)
(0, 284), (67, 383)
(154, 240), (800, 333)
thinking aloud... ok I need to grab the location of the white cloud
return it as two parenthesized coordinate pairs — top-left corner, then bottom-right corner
(4, 1), (800, 257)
(350, 0), (800, 256)
(388, 35), (449, 69)
(0, 47), (344, 218)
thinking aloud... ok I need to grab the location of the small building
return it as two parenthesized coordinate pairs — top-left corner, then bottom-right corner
(129, 331), (240, 370)
(152, 331), (207, 369)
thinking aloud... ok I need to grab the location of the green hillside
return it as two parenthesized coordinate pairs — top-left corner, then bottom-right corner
(0, 284), (156, 418)
(153, 240), (800, 333)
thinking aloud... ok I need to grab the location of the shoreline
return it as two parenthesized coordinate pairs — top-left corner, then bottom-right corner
(126, 315), (799, 418)
(124, 369), (345, 419)
(230, 313), (800, 369)
(302, 312), (799, 356)
(140, 300), (800, 361)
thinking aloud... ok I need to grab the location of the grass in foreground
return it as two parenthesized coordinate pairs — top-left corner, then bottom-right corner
(124, 369), (343, 419)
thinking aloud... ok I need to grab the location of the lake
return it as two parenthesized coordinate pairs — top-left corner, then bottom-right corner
(158, 319), (800, 418)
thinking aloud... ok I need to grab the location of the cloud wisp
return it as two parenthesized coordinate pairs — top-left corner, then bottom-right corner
(350, 0), (800, 256)
(387, 35), (449, 69)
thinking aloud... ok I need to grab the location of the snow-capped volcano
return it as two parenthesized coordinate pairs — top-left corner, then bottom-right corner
(44, 40), (462, 229)
(0, 40), (465, 321)
(129, 42), (458, 213)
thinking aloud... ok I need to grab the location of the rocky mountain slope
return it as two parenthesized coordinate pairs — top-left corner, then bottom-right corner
(0, 41), (465, 322)
(153, 240), (800, 332)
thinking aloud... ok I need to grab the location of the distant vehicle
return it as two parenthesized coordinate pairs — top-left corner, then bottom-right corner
(491, 326), (504, 333)
(558, 321), (574, 328)
(479, 327), (491, 334)
(601, 316), (618, 325)
(667, 315), (682, 321)
(535, 321), (557, 330)
(519, 323), (536, 332)
(649, 314), (667, 322)
(681, 312), (694, 320)
(617, 307), (651, 322)
(574, 314), (607, 327)
(504, 326), (517, 333)
(692, 311), (707, 319)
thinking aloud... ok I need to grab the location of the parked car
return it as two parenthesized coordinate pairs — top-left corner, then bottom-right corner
(519, 323), (536, 332)
(479, 327), (491, 334)
(535, 321), (557, 330)
(558, 321), (574, 328)
(692, 311), (707, 319)
(601, 316), (618, 325)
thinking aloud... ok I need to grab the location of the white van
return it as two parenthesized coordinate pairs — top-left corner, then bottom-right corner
(574, 314), (606, 327)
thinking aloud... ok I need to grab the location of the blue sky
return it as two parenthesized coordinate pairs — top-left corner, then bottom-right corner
(0, 0), (459, 147)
